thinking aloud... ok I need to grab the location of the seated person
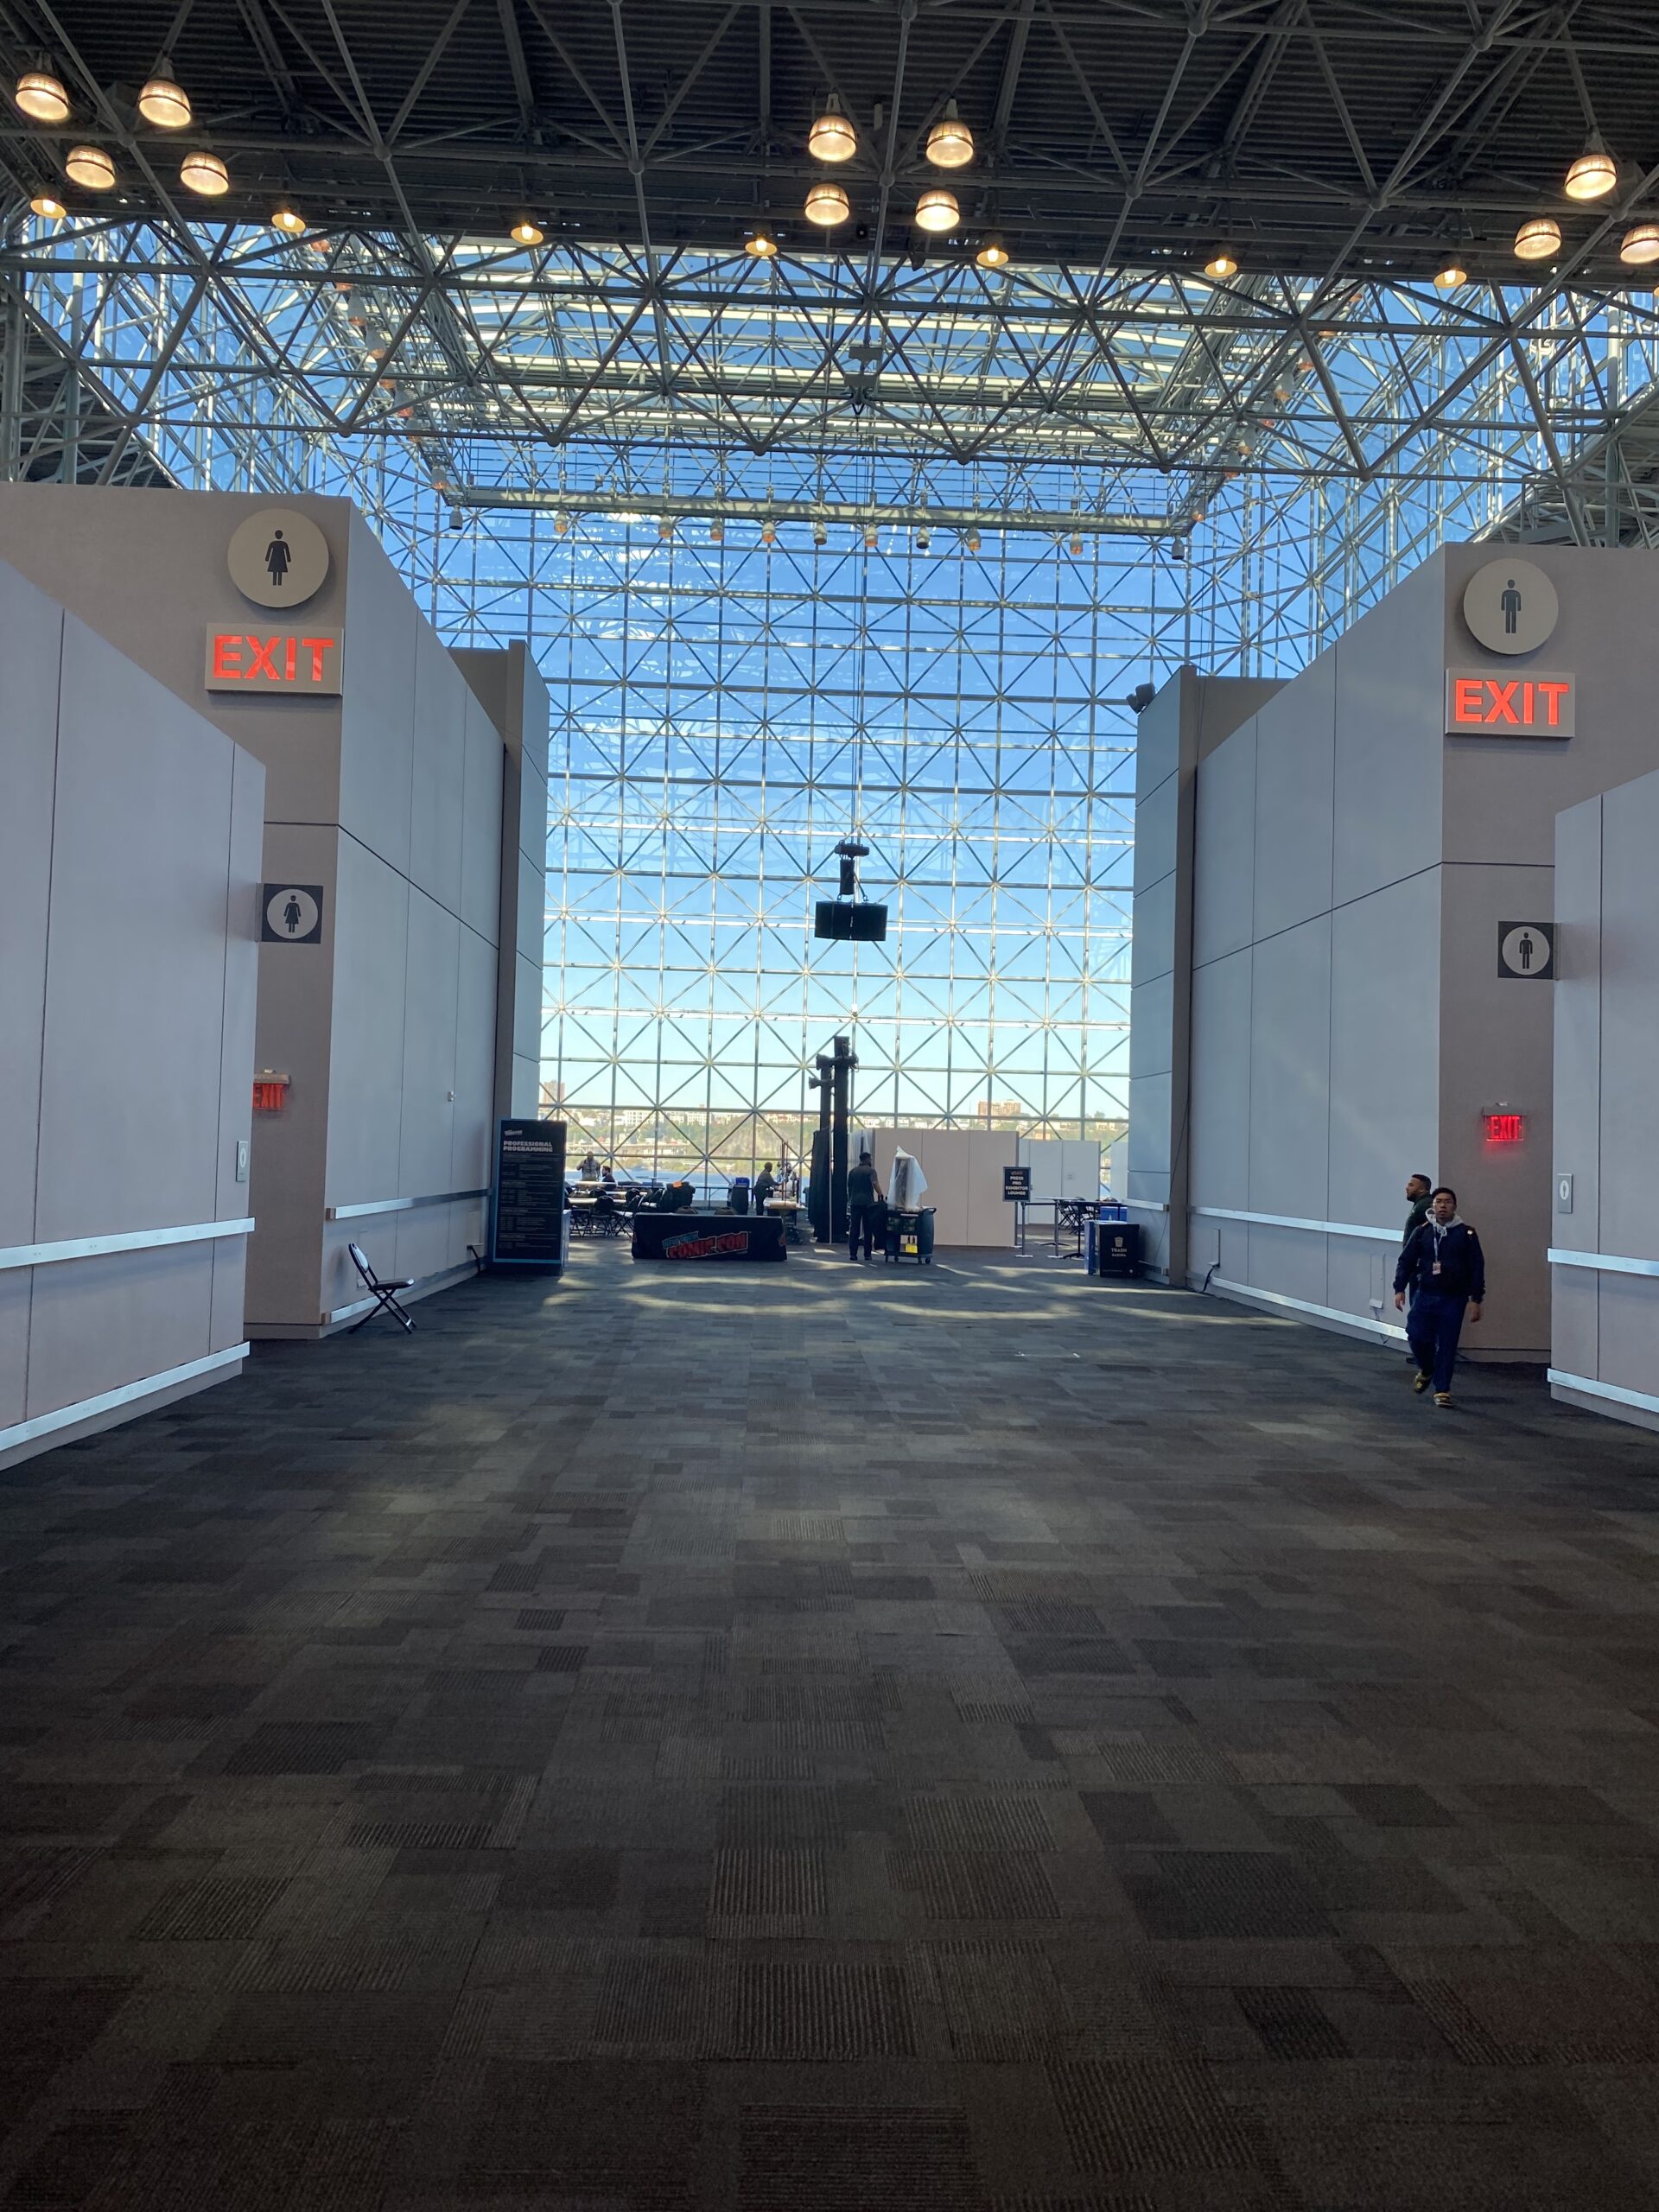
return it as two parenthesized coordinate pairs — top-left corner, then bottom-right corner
(600, 1166), (616, 1186)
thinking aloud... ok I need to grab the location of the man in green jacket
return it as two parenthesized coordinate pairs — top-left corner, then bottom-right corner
(1399, 1173), (1433, 1364)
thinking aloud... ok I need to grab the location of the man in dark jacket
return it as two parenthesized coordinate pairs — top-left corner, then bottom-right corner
(1394, 1186), (1484, 1407)
(1399, 1173), (1434, 1363)
(846, 1150), (881, 1262)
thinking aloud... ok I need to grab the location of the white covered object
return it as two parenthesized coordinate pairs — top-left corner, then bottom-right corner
(888, 1148), (928, 1211)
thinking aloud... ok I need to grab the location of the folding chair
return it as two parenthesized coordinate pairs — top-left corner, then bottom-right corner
(346, 1241), (416, 1332)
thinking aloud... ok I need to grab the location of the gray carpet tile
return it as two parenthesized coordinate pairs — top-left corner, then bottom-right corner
(5, 1242), (1659, 2207)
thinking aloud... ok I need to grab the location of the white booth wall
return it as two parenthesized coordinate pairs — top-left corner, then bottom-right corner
(0, 486), (549, 1337)
(1550, 768), (1659, 1429)
(0, 556), (263, 1466)
(1138, 543), (1659, 1361)
(866, 1128), (1017, 1246)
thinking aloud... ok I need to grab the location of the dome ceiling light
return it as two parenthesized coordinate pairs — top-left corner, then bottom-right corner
(1514, 215), (1561, 261)
(510, 218), (543, 245)
(271, 206), (306, 236)
(1433, 262), (1467, 289)
(808, 98), (856, 164)
(1619, 222), (1659, 265)
(804, 180), (850, 226)
(1204, 251), (1238, 279)
(64, 144), (115, 189)
(745, 231), (779, 259)
(15, 67), (71, 124)
(180, 148), (229, 197)
(915, 188), (958, 234)
(925, 100), (974, 169)
(976, 236), (1011, 270)
(29, 193), (67, 220)
(1564, 143), (1617, 200)
(138, 60), (192, 130)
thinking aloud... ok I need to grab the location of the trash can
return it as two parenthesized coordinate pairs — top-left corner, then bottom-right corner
(728, 1178), (751, 1215)
(1089, 1219), (1141, 1277)
(885, 1207), (935, 1265)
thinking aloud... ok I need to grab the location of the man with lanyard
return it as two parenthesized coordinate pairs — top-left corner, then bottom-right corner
(1393, 1186), (1485, 1408)
(1399, 1172), (1434, 1365)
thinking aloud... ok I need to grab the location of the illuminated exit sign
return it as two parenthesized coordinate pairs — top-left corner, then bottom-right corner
(205, 627), (343, 694)
(1484, 1112), (1526, 1146)
(1445, 670), (1573, 737)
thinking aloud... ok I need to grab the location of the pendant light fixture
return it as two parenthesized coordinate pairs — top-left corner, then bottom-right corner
(1433, 261), (1467, 289)
(1620, 223), (1659, 265)
(1564, 143), (1617, 200)
(138, 59), (192, 130)
(1204, 250), (1238, 279)
(271, 206), (306, 236)
(1514, 215), (1561, 262)
(976, 236), (1011, 270)
(745, 230), (779, 259)
(804, 180), (850, 226)
(915, 188), (958, 234)
(15, 67), (70, 123)
(29, 193), (67, 220)
(180, 148), (229, 197)
(925, 100), (974, 168)
(510, 218), (543, 245)
(808, 96), (855, 163)
(64, 144), (116, 189)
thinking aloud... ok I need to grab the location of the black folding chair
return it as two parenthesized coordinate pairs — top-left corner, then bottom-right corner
(346, 1241), (416, 1332)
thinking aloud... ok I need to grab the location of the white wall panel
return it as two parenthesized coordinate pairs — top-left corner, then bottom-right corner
(1598, 774), (1659, 1262)
(408, 625), (466, 914)
(1020, 1139), (1063, 1198)
(1193, 721), (1257, 966)
(213, 748), (264, 1224)
(1132, 772), (1179, 895)
(0, 567), (61, 1247)
(327, 837), (409, 1205)
(1247, 917), (1332, 1221)
(918, 1130), (969, 1244)
(24, 1243), (214, 1417)
(1246, 1221), (1328, 1308)
(338, 514), (416, 874)
(1189, 948), (1251, 1210)
(1327, 874), (1441, 1235)
(1551, 1267), (1599, 1386)
(1552, 795), (1603, 1261)
(397, 889), (460, 1198)
(1252, 654), (1335, 942)
(37, 618), (232, 1241)
(453, 926), (499, 1191)
(0, 1278), (29, 1431)
(1597, 1274), (1659, 1404)
(1128, 974), (1173, 1084)
(460, 692), (505, 944)
(1126, 1074), (1171, 1180)
(1129, 870), (1177, 989)
(1332, 556), (1446, 906)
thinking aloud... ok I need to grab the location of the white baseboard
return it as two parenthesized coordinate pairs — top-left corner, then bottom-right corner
(0, 1344), (248, 1471)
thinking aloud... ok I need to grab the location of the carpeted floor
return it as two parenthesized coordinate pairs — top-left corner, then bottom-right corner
(5, 1242), (1659, 2209)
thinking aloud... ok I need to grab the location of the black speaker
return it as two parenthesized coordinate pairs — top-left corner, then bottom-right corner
(815, 901), (888, 942)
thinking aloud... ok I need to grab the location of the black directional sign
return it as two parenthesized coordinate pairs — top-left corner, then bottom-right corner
(1497, 919), (1553, 980)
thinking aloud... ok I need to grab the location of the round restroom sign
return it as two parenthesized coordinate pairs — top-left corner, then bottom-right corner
(1462, 556), (1558, 655)
(1499, 920), (1553, 978)
(227, 507), (331, 609)
(262, 884), (323, 944)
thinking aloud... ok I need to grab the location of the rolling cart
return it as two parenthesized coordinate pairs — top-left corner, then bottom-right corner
(885, 1206), (936, 1264)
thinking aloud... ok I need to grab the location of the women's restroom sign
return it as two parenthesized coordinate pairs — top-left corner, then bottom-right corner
(262, 884), (324, 944)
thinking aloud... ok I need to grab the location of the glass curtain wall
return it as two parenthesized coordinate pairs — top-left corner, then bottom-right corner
(499, 517), (1173, 1182)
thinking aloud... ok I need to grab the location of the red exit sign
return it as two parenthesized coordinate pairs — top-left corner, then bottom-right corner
(1483, 1112), (1526, 1146)
(1446, 670), (1573, 738)
(204, 627), (343, 694)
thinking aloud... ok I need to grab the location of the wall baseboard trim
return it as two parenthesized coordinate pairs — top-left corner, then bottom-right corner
(0, 1343), (248, 1467)
(1202, 1274), (1408, 1345)
(325, 1190), (487, 1223)
(1548, 1365), (1659, 1421)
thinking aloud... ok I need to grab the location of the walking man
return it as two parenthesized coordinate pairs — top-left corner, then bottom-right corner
(846, 1149), (881, 1262)
(1394, 1186), (1484, 1407)
(1400, 1171), (1433, 1363)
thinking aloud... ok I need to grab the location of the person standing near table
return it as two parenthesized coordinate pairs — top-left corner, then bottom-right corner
(846, 1150), (881, 1262)
(753, 1162), (777, 1206)
(1394, 1186), (1484, 1408)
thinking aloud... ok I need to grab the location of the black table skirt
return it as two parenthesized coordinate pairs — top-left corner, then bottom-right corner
(631, 1211), (788, 1263)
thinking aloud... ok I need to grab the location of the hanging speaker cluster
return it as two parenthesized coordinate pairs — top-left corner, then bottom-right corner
(815, 901), (887, 941)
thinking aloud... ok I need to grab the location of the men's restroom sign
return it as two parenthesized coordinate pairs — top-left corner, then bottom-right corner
(262, 884), (324, 944)
(1498, 919), (1553, 979)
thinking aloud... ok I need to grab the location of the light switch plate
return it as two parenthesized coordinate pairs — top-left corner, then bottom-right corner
(235, 1138), (251, 1185)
